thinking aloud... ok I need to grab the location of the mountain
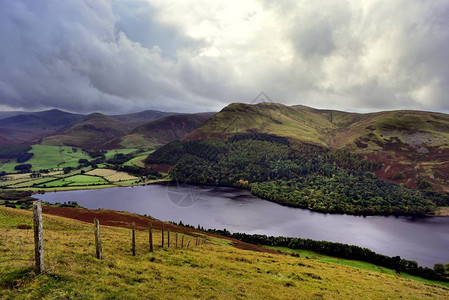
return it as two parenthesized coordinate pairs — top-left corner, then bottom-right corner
(183, 103), (449, 192)
(42, 113), (133, 149)
(0, 111), (28, 120)
(103, 112), (215, 149)
(0, 109), (83, 145)
(111, 110), (178, 126)
(184, 103), (345, 146)
(0, 109), (82, 130)
(330, 110), (449, 192)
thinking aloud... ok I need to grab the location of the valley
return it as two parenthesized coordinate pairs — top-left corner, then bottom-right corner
(3, 3), (448, 298)
(1, 103), (449, 298)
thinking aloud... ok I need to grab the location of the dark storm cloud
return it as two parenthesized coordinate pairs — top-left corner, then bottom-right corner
(0, 0), (448, 113)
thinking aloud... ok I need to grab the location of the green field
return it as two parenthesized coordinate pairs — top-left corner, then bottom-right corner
(264, 246), (449, 288)
(5, 177), (58, 188)
(37, 174), (109, 187)
(0, 145), (91, 173)
(123, 150), (154, 167)
(104, 148), (137, 159)
(118, 134), (159, 149)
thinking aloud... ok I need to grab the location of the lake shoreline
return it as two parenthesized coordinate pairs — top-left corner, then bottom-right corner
(29, 180), (447, 218)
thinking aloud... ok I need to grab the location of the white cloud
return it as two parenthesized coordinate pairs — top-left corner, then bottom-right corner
(0, 0), (448, 113)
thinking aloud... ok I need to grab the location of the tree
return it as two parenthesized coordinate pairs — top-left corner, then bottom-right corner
(417, 179), (431, 190)
(434, 263), (445, 275)
(14, 164), (32, 172)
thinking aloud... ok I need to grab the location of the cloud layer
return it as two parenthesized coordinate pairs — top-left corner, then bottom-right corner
(0, 0), (448, 113)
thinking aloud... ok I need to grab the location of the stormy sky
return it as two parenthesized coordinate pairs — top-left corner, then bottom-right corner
(0, 0), (448, 114)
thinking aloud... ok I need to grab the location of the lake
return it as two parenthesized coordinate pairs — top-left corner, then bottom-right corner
(36, 183), (449, 267)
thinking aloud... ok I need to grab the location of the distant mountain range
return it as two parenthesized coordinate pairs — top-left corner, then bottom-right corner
(103, 113), (216, 149)
(1, 103), (448, 192)
(0, 109), (205, 148)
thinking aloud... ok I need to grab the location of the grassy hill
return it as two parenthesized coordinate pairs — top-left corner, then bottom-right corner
(105, 113), (215, 149)
(331, 110), (449, 192)
(184, 103), (449, 192)
(0, 145), (91, 173)
(42, 113), (133, 150)
(184, 103), (335, 146)
(1, 206), (448, 299)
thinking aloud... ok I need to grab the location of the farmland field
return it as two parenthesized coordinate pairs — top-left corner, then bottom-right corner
(5, 177), (58, 188)
(123, 150), (154, 167)
(36, 174), (108, 187)
(104, 148), (137, 159)
(86, 168), (138, 182)
(0, 145), (91, 173)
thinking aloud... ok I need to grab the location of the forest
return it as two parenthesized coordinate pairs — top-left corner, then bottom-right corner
(146, 133), (448, 215)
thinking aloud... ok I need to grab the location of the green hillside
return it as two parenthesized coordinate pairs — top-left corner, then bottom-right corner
(0, 145), (91, 173)
(184, 103), (336, 146)
(1, 207), (448, 299)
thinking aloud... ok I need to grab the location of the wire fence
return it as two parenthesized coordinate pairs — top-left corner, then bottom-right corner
(0, 201), (209, 278)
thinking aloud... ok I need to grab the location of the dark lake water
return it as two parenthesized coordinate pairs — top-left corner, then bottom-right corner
(36, 184), (449, 267)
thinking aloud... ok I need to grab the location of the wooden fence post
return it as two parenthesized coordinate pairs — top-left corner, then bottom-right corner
(33, 201), (44, 274)
(175, 232), (178, 249)
(94, 218), (102, 259)
(181, 235), (184, 249)
(161, 225), (165, 248)
(149, 223), (153, 252)
(186, 239), (190, 249)
(132, 222), (136, 256)
(167, 230), (170, 248)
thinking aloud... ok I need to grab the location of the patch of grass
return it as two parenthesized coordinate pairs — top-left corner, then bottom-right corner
(0, 266), (36, 289)
(436, 206), (449, 216)
(85, 168), (137, 182)
(27, 145), (91, 170)
(401, 272), (449, 287)
(123, 151), (154, 167)
(119, 134), (159, 149)
(5, 177), (58, 188)
(104, 149), (137, 159)
(264, 246), (449, 288)
(36, 175), (109, 187)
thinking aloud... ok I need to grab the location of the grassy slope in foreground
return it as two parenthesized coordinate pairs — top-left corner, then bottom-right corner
(1, 207), (448, 299)
(265, 246), (449, 288)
